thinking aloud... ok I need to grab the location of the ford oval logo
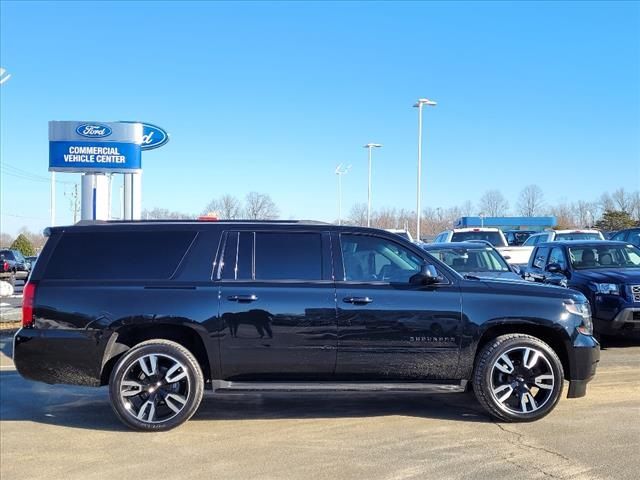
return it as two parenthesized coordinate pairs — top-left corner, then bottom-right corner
(140, 123), (169, 150)
(76, 123), (112, 138)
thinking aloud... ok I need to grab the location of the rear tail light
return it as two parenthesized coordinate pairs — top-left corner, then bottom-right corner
(2, 261), (8, 272)
(22, 282), (37, 328)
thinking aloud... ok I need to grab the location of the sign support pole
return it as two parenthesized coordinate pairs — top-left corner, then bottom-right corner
(50, 172), (56, 226)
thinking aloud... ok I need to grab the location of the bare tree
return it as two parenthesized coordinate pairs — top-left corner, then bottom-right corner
(547, 203), (576, 229)
(202, 194), (243, 219)
(142, 208), (193, 219)
(460, 200), (474, 217)
(599, 192), (615, 213)
(611, 188), (633, 213)
(0, 232), (14, 248)
(479, 190), (509, 217)
(517, 185), (545, 216)
(347, 203), (368, 226)
(244, 192), (279, 220)
(572, 200), (597, 227)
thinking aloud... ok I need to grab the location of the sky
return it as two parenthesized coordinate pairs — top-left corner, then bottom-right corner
(1, 1), (639, 235)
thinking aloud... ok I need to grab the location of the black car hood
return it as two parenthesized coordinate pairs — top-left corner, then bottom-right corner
(573, 268), (640, 284)
(462, 277), (585, 302)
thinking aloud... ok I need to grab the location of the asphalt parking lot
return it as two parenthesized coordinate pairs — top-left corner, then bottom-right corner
(0, 333), (637, 480)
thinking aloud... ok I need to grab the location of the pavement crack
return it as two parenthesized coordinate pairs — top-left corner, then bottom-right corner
(493, 421), (572, 462)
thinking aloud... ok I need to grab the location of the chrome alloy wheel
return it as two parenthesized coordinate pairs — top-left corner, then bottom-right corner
(489, 346), (555, 415)
(119, 353), (191, 424)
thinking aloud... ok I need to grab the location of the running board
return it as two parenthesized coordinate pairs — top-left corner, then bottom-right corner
(210, 380), (467, 393)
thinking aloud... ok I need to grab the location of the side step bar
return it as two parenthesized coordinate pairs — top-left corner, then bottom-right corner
(210, 380), (467, 393)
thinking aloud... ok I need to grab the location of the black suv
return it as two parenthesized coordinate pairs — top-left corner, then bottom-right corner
(522, 240), (640, 337)
(14, 221), (599, 431)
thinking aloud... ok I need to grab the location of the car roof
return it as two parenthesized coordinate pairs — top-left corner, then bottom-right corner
(422, 242), (496, 250)
(537, 240), (630, 247)
(46, 220), (406, 237)
(553, 229), (601, 234)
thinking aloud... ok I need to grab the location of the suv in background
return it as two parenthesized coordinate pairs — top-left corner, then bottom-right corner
(15, 220), (599, 430)
(610, 228), (640, 247)
(432, 228), (532, 266)
(522, 240), (640, 337)
(522, 230), (604, 247)
(0, 249), (29, 282)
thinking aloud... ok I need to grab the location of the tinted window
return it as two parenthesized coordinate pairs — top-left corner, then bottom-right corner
(523, 235), (539, 246)
(569, 245), (640, 269)
(45, 231), (196, 280)
(611, 231), (627, 241)
(628, 231), (640, 247)
(341, 234), (422, 283)
(451, 231), (506, 247)
(254, 232), (322, 280)
(532, 246), (550, 269)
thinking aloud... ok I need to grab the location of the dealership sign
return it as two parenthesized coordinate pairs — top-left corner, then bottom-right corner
(49, 121), (169, 173)
(139, 123), (170, 150)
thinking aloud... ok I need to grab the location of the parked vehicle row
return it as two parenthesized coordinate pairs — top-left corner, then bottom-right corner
(14, 220), (599, 431)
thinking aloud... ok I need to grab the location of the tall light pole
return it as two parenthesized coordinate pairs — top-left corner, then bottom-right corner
(335, 163), (351, 225)
(413, 98), (437, 241)
(363, 143), (382, 227)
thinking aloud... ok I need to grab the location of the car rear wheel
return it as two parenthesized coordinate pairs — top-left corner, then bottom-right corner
(109, 339), (204, 431)
(472, 334), (564, 422)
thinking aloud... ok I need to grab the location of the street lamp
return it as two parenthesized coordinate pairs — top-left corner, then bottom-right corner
(363, 143), (383, 227)
(335, 163), (351, 225)
(413, 98), (437, 241)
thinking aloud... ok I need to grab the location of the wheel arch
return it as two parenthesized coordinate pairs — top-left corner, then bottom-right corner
(100, 321), (214, 387)
(474, 323), (570, 378)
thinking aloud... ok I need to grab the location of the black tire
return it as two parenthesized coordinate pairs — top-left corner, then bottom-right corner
(109, 339), (204, 431)
(472, 334), (564, 422)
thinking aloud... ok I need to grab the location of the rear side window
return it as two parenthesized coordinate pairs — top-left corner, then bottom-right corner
(255, 232), (322, 281)
(44, 231), (196, 280)
(0, 250), (15, 260)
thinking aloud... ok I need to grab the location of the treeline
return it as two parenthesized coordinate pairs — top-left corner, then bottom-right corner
(343, 186), (640, 238)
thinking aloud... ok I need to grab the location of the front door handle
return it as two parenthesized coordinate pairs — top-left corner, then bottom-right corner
(343, 296), (373, 305)
(227, 294), (258, 303)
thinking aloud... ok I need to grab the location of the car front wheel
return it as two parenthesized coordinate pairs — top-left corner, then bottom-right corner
(472, 334), (564, 422)
(109, 339), (204, 431)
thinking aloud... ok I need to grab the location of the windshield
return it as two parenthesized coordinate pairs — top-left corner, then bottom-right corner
(507, 232), (532, 245)
(569, 245), (640, 269)
(429, 247), (510, 273)
(451, 231), (506, 247)
(556, 232), (602, 241)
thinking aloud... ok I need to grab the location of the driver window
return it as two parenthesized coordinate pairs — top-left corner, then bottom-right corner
(340, 234), (422, 283)
(548, 247), (567, 270)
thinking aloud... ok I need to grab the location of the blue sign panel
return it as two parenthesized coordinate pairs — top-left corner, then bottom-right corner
(140, 123), (169, 150)
(49, 121), (143, 173)
(49, 141), (141, 172)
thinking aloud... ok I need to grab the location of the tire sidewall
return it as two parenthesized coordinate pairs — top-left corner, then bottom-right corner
(477, 336), (564, 422)
(109, 341), (204, 431)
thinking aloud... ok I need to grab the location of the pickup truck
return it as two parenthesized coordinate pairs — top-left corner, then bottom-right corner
(521, 240), (640, 337)
(432, 228), (532, 266)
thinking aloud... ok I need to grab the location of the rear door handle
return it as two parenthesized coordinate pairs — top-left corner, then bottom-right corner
(227, 294), (258, 303)
(343, 296), (373, 305)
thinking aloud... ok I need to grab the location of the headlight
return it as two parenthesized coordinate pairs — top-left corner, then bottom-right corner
(564, 302), (593, 335)
(590, 282), (619, 295)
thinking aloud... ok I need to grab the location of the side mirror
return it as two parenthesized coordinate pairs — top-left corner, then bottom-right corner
(410, 264), (441, 285)
(545, 263), (564, 274)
